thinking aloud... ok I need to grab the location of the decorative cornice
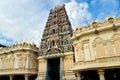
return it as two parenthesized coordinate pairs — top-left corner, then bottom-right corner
(72, 17), (120, 41)
(0, 42), (39, 54)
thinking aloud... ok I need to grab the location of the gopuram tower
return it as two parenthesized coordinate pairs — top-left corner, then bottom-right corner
(37, 5), (76, 80)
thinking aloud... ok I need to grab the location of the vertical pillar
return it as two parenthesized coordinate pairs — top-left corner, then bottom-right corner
(98, 70), (105, 80)
(76, 72), (81, 80)
(24, 74), (29, 80)
(60, 58), (62, 80)
(9, 75), (13, 80)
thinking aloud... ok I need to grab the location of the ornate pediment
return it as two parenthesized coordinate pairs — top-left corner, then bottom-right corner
(46, 47), (62, 55)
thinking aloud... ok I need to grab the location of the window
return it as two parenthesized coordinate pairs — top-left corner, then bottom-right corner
(113, 34), (120, 55)
(83, 43), (91, 61)
(94, 38), (106, 58)
(54, 21), (56, 24)
(54, 15), (56, 18)
(53, 29), (55, 34)
(52, 41), (55, 46)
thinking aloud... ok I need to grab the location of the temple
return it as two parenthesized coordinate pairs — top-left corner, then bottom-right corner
(72, 16), (120, 80)
(37, 5), (75, 80)
(0, 4), (120, 80)
(0, 43), (38, 80)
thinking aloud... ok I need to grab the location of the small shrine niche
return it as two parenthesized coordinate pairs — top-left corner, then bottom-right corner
(108, 17), (114, 24)
(92, 21), (98, 29)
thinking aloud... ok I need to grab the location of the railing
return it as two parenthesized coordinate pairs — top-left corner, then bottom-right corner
(0, 68), (38, 75)
(74, 55), (120, 70)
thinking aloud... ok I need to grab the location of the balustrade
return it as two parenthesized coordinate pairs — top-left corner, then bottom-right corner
(0, 68), (37, 75)
(74, 56), (120, 69)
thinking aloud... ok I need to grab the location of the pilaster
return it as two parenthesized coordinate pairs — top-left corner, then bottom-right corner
(24, 74), (29, 80)
(76, 72), (81, 80)
(98, 69), (105, 80)
(9, 75), (13, 80)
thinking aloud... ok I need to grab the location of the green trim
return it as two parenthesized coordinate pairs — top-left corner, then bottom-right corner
(109, 21), (113, 24)
(93, 25), (97, 28)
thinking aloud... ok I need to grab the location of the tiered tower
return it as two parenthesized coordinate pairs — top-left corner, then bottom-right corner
(40, 4), (73, 55)
(37, 5), (76, 80)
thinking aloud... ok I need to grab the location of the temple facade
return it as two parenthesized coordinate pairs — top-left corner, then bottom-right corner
(72, 16), (120, 80)
(0, 43), (38, 80)
(0, 4), (120, 80)
(37, 5), (75, 80)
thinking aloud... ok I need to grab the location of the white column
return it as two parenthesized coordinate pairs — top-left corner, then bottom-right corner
(98, 70), (105, 80)
(9, 75), (13, 80)
(76, 72), (81, 80)
(24, 74), (29, 80)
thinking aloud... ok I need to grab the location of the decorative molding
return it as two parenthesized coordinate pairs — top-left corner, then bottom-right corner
(0, 43), (39, 54)
(72, 17), (120, 41)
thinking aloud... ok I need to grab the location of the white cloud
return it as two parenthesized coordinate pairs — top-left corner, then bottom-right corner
(65, 0), (92, 29)
(0, 14), (46, 46)
(0, 0), (93, 46)
(0, 0), (49, 46)
(95, 0), (120, 21)
(0, 37), (12, 45)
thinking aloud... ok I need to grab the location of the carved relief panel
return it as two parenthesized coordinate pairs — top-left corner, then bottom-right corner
(63, 55), (73, 70)
(75, 43), (83, 62)
(2, 55), (9, 69)
(32, 58), (37, 68)
(83, 40), (91, 61)
(0, 56), (5, 69)
(19, 54), (27, 68)
(106, 41), (114, 56)
(38, 59), (46, 72)
(9, 54), (15, 69)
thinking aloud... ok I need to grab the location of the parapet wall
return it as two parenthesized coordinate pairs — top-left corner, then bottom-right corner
(0, 42), (39, 54)
(73, 16), (120, 38)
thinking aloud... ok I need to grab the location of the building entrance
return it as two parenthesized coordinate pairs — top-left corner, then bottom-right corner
(0, 76), (9, 80)
(46, 58), (60, 80)
(13, 75), (24, 80)
(29, 74), (37, 80)
(81, 70), (99, 80)
(105, 68), (120, 80)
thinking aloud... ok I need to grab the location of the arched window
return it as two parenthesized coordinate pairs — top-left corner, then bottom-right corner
(75, 44), (83, 62)
(52, 29), (55, 34)
(83, 42), (91, 61)
(94, 37), (106, 58)
(113, 34), (120, 55)
(106, 42), (114, 56)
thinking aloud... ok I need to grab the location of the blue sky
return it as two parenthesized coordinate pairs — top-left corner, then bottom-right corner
(0, 0), (119, 46)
